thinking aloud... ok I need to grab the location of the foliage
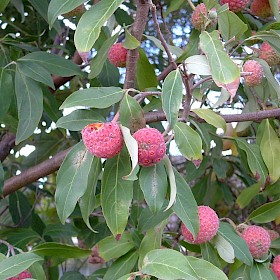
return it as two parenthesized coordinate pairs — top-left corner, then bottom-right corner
(0, 0), (280, 279)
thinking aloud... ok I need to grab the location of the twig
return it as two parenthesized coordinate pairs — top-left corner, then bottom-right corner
(181, 63), (193, 122)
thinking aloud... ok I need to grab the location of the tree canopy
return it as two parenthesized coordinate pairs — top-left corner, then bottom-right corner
(1, 0), (280, 279)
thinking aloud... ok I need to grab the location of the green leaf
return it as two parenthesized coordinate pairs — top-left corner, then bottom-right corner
(15, 67), (43, 144)
(174, 122), (203, 162)
(213, 234), (235, 263)
(139, 162), (168, 213)
(55, 141), (94, 224)
(19, 52), (82, 77)
(236, 183), (261, 209)
(0, 253), (43, 279)
(123, 29), (141, 50)
(0, 0), (10, 12)
(60, 87), (124, 109)
(32, 242), (91, 258)
(0, 162), (4, 194)
(269, 0), (280, 21)
(218, 222), (253, 266)
(200, 243), (221, 268)
(60, 271), (86, 280)
(101, 149), (134, 236)
(218, 10), (248, 42)
(120, 125), (139, 181)
(104, 251), (138, 280)
(79, 157), (101, 231)
(144, 35), (183, 57)
(162, 155), (177, 210)
(250, 262), (277, 280)
(199, 31), (240, 99)
(48, 0), (86, 28)
(258, 119), (280, 183)
(17, 61), (55, 89)
(43, 224), (78, 239)
(5, 228), (41, 248)
(235, 138), (268, 186)
(56, 109), (105, 131)
(142, 249), (197, 280)
(192, 108), (226, 132)
(29, 262), (46, 280)
(172, 169), (199, 239)
(119, 92), (146, 132)
(136, 49), (158, 91)
(248, 199), (280, 223)
(138, 220), (167, 268)
(75, 0), (125, 52)
(89, 33), (119, 79)
(0, 68), (13, 118)
(185, 55), (211, 75)
(161, 69), (183, 129)
(97, 232), (135, 261)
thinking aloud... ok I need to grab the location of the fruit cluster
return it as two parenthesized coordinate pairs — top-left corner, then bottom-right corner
(8, 270), (32, 280)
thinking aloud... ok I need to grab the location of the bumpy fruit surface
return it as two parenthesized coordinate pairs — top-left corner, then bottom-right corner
(8, 270), (32, 279)
(272, 255), (280, 279)
(259, 42), (280, 66)
(63, 4), (85, 18)
(221, 0), (249, 12)
(181, 206), (219, 244)
(82, 122), (123, 158)
(241, 225), (271, 258)
(243, 60), (263, 87)
(250, 0), (273, 17)
(108, 43), (127, 67)
(191, 3), (207, 31)
(133, 127), (166, 167)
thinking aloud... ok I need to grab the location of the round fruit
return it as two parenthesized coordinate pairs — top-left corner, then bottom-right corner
(272, 255), (280, 279)
(221, 0), (249, 12)
(259, 42), (280, 66)
(8, 270), (32, 280)
(82, 122), (123, 158)
(181, 206), (219, 244)
(241, 225), (271, 258)
(108, 43), (128, 67)
(191, 3), (208, 31)
(133, 127), (166, 167)
(243, 60), (263, 87)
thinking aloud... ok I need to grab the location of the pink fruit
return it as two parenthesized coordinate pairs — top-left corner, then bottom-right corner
(250, 0), (275, 18)
(243, 60), (263, 87)
(259, 42), (280, 66)
(191, 3), (208, 31)
(108, 43), (127, 67)
(272, 255), (280, 279)
(221, 0), (249, 12)
(8, 270), (32, 279)
(241, 225), (271, 258)
(82, 122), (123, 158)
(267, 229), (280, 241)
(133, 127), (166, 167)
(181, 206), (219, 244)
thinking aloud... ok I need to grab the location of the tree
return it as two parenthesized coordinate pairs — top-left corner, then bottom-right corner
(0, 0), (280, 279)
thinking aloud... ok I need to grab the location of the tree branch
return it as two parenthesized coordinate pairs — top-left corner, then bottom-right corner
(0, 132), (15, 162)
(2, 108), (280, 198)
(124, 0), (150, 89)
(2, 148), (70, 198)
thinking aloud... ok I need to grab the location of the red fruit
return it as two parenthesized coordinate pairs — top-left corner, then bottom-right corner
(267, 229), (280, 241)
(243, 60), (263, 87)
(82, 122), (123, 158)
(108, 43), (127, 67)
(8, 270), (32, 280)
(133, 127), (166, 167)
(221, 0), (249, 12)
(250, 0), (274, 17)
(241, 225), (271, 258)
(259, 42), (280, 66)
(181, 206), (219, 244)
(191, 3), (208, 31)
(272, 255), (280, 279)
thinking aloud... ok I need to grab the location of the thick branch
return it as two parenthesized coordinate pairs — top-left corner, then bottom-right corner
(124, 0), (149, 89)
(2, 149), (70, 198)
(0, 132), (15, 162)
